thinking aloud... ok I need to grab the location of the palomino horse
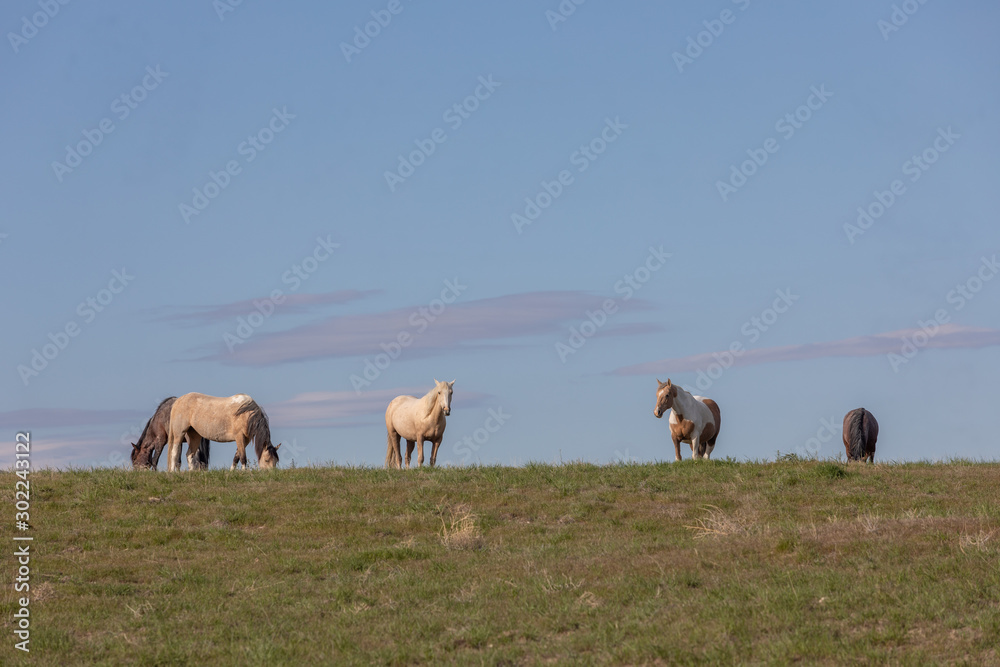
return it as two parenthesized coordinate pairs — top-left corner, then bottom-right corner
(653, 379), (722, 460)
(385, 380), (454, 469)
(166, 393), (280, 472)
(843, 408), (878, 462)
(131, 397), (210, 470)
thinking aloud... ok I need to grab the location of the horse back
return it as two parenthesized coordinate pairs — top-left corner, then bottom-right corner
(172, 392), (251, 443)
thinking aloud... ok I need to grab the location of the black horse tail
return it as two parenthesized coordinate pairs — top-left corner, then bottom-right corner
(848, 408), (867, 461)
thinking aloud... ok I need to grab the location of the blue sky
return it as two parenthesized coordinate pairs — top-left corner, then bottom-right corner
(3, 0), (999, 468)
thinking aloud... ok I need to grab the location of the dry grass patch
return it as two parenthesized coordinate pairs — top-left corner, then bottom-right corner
(439, 506), (484, 551)
(686, 503), (763, 539)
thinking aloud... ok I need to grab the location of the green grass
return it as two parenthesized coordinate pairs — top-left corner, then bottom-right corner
(2, 460), (999, 665)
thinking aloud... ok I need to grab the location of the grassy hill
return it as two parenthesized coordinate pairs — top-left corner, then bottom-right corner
(2, 460), (999, 665)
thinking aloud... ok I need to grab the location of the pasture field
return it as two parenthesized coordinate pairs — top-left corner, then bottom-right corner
(2, 459), (999, 665)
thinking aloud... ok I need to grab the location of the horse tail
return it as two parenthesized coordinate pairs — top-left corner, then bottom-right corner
(848, 408), (867, 461)
(386, 427), (399, 468)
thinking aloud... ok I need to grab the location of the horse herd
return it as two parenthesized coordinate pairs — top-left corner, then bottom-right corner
(129, 379), (879, 471)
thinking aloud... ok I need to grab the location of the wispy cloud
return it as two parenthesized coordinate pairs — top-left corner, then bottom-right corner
(197, 291), (660, 366)
(611, 324), (1000, 376)
(153, 289), (379, 326)
(0, 434), (131, 469)
(0, 408), (146, 429)
(268, 386), (492, 429)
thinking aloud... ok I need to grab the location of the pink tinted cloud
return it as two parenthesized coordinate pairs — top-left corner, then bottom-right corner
(612, 324), (1000, 376)
(204, 291), (660, 366)
(0, 408), (146, 430)
(154, 289), (379, 326)
(268, 386), (492, 429)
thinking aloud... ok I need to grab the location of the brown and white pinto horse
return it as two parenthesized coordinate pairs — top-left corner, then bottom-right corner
(843, 408), (878, 462)
(654, 379), (721, 461)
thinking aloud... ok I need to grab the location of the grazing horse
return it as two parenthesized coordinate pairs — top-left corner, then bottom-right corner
(385, 380), (454, 469)
(166, 393), (280, 472)
(653, 379), (722, 461)
(131, 397), (210, 470)
(843, 408), (878, 462)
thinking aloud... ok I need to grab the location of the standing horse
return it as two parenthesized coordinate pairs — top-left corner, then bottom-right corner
(385, 380), (454, 469)
(166, 393), (280, 472)
(653, 379), (722, 461)
(131, 397), (210, 470)
(843, 408), (878, 462)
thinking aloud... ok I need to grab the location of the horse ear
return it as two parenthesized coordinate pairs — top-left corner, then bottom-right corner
(274, 443), (281, 450)
(434, 378), (439, 385)
(449, 379), (455, 387)
(665, 378), (672, 386)
(131, 442), (139, 450)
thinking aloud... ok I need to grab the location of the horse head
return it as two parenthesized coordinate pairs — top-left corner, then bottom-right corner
(434, 379), (455, 416)
(654, 379), (677, 418)
(259, 442), (281, 469)
(131, 442), (154, 470)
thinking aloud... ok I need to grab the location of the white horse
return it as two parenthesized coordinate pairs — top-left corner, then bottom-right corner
(653, 379), (721, 461)
(385, 380), (454, 469)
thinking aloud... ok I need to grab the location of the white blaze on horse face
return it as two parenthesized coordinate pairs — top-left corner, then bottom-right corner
(655, 386), (671, 418)
(441, 387), (452, 416)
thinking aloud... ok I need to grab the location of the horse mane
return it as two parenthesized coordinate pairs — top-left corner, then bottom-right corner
(848, 408), (866, 461)
(137, 397), (175, 448)
(236, 399), (273, 459)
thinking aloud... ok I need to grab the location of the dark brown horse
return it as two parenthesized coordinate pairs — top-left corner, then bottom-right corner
(843, 408), (878, 463)
(131, 397), (210, 470)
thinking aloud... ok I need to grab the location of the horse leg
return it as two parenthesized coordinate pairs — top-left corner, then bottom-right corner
(691, 435), (702, 460)
(416, 438), (425, 467)
(240, 435), (249, 469)
(672, 435), (682, 462)
(232, 435), (247, 471)
(405, 440), (415, 469)
(185, 429), (199, 470)
(166, 425), (183, 472)
(430, 439), (441, 467)
(151, 442), (164, 469)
